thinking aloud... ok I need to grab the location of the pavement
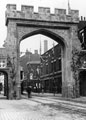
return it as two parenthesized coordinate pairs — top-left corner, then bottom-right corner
(0, 92), (86, 120)
(21, 92), (86, 115)
(31, 92), (86, 104)
(31, 92), (86, 114)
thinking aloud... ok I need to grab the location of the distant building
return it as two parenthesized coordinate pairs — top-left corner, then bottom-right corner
(78, 18), (86, 96)
(78, 17), (86, 49)
(27, 61), (40, 81)
(0, 48), (7, 68)
(20, 49), (40, 76)
(20, 59), (40, 92)
(40, 44), (62, 93)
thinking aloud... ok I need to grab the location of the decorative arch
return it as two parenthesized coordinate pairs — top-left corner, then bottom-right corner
(19, 28), (68, 96)
(20, 28), (67, 48)
(5, 4), (81, 99)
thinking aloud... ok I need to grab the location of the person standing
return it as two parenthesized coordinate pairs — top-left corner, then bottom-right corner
(26, 86), (32, 98)
(0, 83), (2, 94)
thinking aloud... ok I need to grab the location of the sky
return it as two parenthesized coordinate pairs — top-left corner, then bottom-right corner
(0, 0), (86, 54)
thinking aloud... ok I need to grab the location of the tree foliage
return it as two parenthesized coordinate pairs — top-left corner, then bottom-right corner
(71, 47), (82, 97)
(71, 47), (81, 75)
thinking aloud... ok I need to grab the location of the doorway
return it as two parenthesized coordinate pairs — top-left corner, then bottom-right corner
(79, 70), (86, 96)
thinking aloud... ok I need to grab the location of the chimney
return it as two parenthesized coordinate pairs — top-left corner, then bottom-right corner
(81, 16), (83, 21)
(44, 40), (48, 53)
(84, 17), (86, 21)
(34, 50), (38, 54)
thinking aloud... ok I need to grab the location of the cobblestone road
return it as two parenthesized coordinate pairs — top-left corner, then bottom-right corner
(0, 94), (86, 120)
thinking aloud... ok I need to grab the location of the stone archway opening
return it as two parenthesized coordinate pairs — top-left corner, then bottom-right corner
(0, 70), (9, 99)
(20, 29), (66, 50)
(20, 29), (66, 96)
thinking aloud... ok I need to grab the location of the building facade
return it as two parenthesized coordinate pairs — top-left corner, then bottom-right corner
(20, 50), (41, 92)
(78, 19), (86, 96)
(26, 61), (40, 92)
(0, 48), (7, 68)
(78, 19), (86, 49)
(20, 49), (40, 76)
(0, 48), (9, 98)
(40, 44), (62, 93)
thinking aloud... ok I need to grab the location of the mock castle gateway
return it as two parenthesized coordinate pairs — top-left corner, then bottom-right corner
(6, 4), (79, 25)
(4, 3), (81, 99)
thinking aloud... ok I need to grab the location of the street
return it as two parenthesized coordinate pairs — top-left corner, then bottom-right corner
(0, 93), (86, 120)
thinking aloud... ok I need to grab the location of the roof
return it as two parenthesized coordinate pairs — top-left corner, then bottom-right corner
(41, 44), (61, 56)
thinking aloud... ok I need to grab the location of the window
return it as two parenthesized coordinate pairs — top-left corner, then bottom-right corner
(51, 62), (53, 73)
(58, 59), (61, 70)
(46, 64), (48, 74)
(54, 61), (56, 72)
(30, 73), (33, 80)
(3, 64), (5, 67)
(56, 59), (59, 71)
(3, 60), (5, 63)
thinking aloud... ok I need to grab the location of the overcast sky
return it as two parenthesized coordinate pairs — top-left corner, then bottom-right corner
(0, 0), (86, 53)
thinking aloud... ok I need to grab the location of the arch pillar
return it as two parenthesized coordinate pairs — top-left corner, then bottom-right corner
(16, 45), (21, 99)
(62, 47), (75, 98)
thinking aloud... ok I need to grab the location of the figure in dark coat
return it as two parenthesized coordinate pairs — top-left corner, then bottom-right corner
(0, 83), (2, 94)
(26, 86), (32, 98)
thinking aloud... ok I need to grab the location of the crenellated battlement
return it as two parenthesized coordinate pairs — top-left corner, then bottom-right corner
(6, 4), (79, 24)
(6, 4), (16, 11)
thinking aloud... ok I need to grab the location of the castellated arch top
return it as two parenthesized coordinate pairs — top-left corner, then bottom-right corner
(6, 4), (79, 25)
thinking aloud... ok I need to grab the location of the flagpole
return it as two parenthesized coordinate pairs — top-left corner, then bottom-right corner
(68, 0), (71, 15)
